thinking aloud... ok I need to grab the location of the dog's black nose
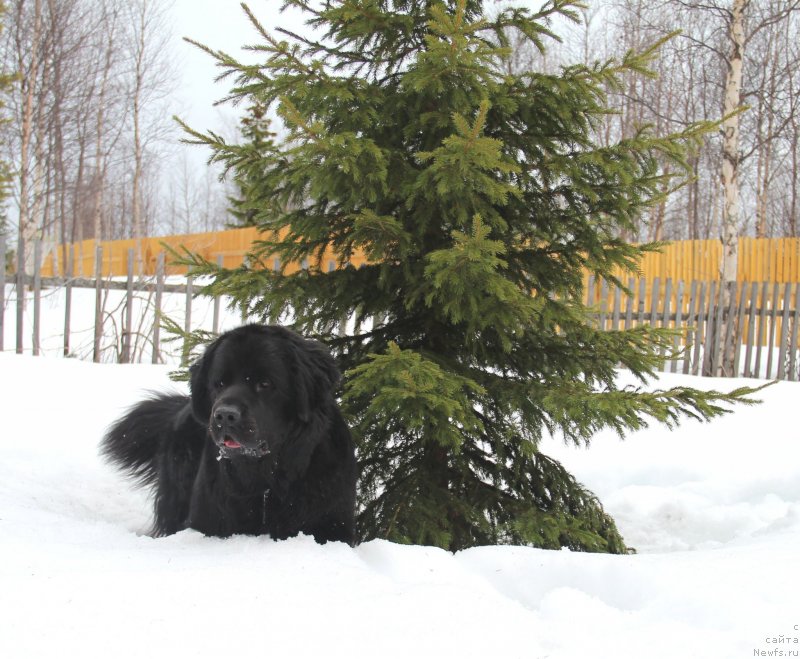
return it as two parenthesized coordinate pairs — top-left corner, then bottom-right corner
(214, 404), (242, 426)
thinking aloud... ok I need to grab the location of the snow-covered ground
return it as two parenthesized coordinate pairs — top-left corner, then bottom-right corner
(1, 281), (233, 363)
(1, 295), (800, 657)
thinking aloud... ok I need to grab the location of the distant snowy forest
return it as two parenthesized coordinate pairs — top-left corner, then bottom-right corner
(2, 0), (800, 254)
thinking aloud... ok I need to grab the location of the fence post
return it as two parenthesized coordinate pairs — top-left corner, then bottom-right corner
(598, 279), (609, 331)
(586, 276), (595, 312)
(623, 277), (635, 330)
(16, 234), (24, 354)
(611, 284), (621, 332)
(182, 274), (193, 367)
(702, 281), (717, 376)
(659, 278), (671, 360)
(152, 252), (164, 364)
(63, 248), (73, 357)
(671, 280), (684, 373)
(241, 256), (249, 325)
(789, 284), (800, 381)
(637, 278), (646, 325)
(732, 282), (748, 377)
(93, 244), (104, 363)
(682, 280), (698, 375)
(692, 282), (707, 376)
(754, 282), (769, 378)
(649, 277), (661, 327)
(32, 240), (42, 356)
(122, 248), (134, 363)
(328, 260), (348, 337)
(0, 233), (5, 352)
(212, 254), (222, 335)
(777, 283), (792, 380)
(743, 282), (757, 378)
(766, 282), (780, 379)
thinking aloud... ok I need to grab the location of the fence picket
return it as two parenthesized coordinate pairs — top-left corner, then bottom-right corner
(703, 281), (717, 376)
(122, 248), (134, 363)
(152, 252), (165, 364)
(33, 240), (42, 357)
(624, 277), (635, 331)
(790, 284), (800, 381)
(182, 275), (194, 367)
(64, 249), (73, 357)
(93, 245), (103, 363)
(777, 283), (793, 380)
(637, 278), (646, 325)
(766, 282), (780, 379)
(732, 282), (748, 378)
(755, 282), (769, 378)
(683, 280), (698, 375)
(241, 256), (250, 324)
(611, 284), (621, 331)
(213, 254), (223, 334)
(671, 280), (684, 373)
(599, 279), (609, 331)
(660, 278), (672, 361)
(0, 234), (5, 352)
(16, 235), (24, 354)
(712, 281), (729, 377)
(649, 277), (661, 327)
(692, 282), (707, 375)
(742, 282), (756, 377)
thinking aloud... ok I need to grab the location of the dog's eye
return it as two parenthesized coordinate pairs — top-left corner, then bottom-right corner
(215, 380), (225, 390)
(256, 380), (271, 392)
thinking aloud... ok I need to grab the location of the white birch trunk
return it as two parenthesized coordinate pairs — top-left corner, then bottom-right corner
(130, 0), (147, 275)
(718, 0), (749, 375)
(93, 20), (116, 245)
(17, 0), (43, 276)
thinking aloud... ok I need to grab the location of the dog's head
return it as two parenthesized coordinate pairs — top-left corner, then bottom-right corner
(189, 325), (340, 459)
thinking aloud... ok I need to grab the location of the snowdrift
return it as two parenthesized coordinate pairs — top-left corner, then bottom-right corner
(1, 353), (798, 658)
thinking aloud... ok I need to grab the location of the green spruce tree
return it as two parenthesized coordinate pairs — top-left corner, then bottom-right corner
(178, 0), (760, 553)
(227, 102), (278, 227)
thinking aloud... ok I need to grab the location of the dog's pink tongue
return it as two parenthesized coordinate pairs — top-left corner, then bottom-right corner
(224, 438), (242, 449)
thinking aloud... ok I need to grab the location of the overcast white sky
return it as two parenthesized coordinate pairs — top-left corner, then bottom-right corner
(163, 0), (561, 178)
(166, 1), (550, 141)
(168, 1), (309, 144)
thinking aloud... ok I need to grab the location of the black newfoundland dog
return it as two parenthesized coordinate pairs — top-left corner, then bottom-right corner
(102, 325), (357, 545)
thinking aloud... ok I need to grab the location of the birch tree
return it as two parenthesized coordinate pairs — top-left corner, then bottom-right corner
(1, 0), (187, 274)
(14, 0), (42, 274)
(719, 0), (747, 301)
(0, 1), (14, 235)
(124, 0), (173, 270)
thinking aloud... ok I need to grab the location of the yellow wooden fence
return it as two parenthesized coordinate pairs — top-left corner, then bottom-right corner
(41, 227), (369, 277)
(42, 229), (800, 283)
(634, 237), (800, 284)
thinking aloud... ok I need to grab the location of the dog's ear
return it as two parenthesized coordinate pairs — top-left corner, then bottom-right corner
(189, 336), (222, 423)
(290, 337), (341, 423)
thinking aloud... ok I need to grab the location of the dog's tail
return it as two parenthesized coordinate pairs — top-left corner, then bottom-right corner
(100, 393), (191, 488)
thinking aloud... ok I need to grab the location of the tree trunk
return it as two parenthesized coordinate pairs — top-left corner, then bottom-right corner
(130, 0), (148, 275)
(93, 14), (116, 245)
(718, 0), (749, 376)
(16, 0), (44, 276)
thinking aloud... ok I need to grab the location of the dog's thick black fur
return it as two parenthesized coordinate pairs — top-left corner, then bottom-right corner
(101, 325), (357, 545)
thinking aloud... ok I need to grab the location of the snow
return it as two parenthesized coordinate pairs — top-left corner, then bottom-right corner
(2, 280), (232, 363)
(2, 325), (800, 657)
